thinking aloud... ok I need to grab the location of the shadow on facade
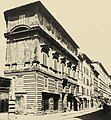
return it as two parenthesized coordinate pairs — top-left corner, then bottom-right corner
(75, 109), (111, 120)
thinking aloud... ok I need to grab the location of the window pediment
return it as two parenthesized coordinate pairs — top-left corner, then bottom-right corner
(10, 25), (30, 33)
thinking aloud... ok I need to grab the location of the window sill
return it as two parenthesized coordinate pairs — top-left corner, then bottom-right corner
(5, 64), (10, 66)
(49, 67), (58, 73)
(41, 64), (48, 69)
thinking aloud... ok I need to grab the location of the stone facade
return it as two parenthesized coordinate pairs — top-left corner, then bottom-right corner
(3, 1), (111, 115)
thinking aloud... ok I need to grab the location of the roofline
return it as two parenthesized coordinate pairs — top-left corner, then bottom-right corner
(82, 53), (92, 64)
(92, 61), (109, 77)
(4, 1), (79, 49)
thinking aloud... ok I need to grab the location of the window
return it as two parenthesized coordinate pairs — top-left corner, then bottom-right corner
(38, 13), (43, 25)
(81, 63), (83, 71)
(43, 53), (47, 66)
(87, 69), (89, 75)
(76, 87), (79, 93)
(77, 71), (79, 79)
(84, 67), (85, 73)
(84, 88), (85, 95)
(81, 73), (83, 80)
(90, 90), (92, 95)
(87, 79), (89, 86)
(87, 89), (89, 96)
(67, 67), (70, 76)
(78, 62), (80, 70)
(83, 77), (85, 84)
(90, 78), (92, 86)
(56, 30), (60, 39)
(62, 63), (65, 73)
(54, 59), (57, 70)
(82, 86), (84, 95)
(73, 71), (75, 78)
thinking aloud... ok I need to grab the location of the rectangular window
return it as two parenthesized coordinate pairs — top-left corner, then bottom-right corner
(83, 77), (85, 84)
(68, 67), (70, 76)
(81, 63), (83, 71)
(62, 63), (65, 73)
(43, 53), (47, 66)
(82, 86), (84, 95)
(78, 62), (80, 70)
(54, 59), (57, 70)
(77, 71), (79, 79)
(87, 89), (89, 95)
(81, 73), (83, 80)
(73, 71), (75, 78)
(76, 87), (79, 93)
(87, 69), (89, 75)
(38, 13), (43, 25)
(90, 78), (92, 86)
(84, 88), (85, 95)
(87, 79), (89, 86)
(82, 87), (85, 95)
(84, 67), (85, 73)
(90, 90), (92, 95)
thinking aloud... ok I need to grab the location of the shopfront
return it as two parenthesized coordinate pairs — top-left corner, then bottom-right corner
(42, 92), (60, 112)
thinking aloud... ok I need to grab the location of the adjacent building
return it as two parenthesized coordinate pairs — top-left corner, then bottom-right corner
(0, 77), (11, 112)
(77, 53), (95, 110)
(92, 61), (111, 104)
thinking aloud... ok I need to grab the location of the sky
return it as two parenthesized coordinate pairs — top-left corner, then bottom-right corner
(0, 0), (111, 76)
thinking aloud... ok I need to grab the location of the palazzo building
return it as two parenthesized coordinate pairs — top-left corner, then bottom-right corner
(4, 1), (80, 114)
(3, 1), (111, 115)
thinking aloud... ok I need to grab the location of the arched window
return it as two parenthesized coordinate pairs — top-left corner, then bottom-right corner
(10, 25), (30, 33)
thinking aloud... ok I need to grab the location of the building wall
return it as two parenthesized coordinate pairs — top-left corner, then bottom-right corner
(92, 63), (111, 104)
(4, 3), (80, 114)
(4, 1), (111, 115)
(77, 55), (95, 109)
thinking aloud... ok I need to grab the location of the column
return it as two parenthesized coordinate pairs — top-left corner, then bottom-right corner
(63, 94), (67, 112)
(58, 94), (62, 111)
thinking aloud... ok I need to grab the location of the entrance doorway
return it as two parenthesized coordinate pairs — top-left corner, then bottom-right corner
(42, 92), (60, 112)
(15, 93), (27, 115)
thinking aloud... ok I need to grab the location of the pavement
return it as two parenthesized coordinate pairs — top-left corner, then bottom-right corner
(0, 108), (103, 120)
(6, 108), (102, 120)
(76, 106), (111, 120)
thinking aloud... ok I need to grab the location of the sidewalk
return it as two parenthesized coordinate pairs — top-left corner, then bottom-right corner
(9, 108), (102, 120)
